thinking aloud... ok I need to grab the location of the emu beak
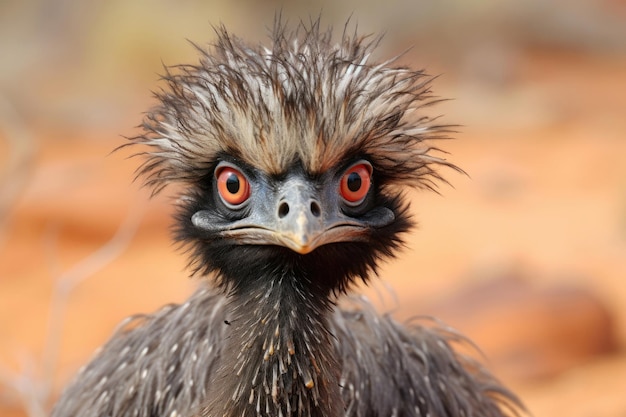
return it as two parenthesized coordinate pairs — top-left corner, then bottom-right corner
(272, 178), (325, 254)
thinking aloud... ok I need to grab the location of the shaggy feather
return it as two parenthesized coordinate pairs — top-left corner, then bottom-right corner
(51, 287), (521, 417)
(127, 20), (460, 196)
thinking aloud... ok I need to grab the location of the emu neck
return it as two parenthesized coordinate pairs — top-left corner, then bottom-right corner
(203, 269), (343, 417)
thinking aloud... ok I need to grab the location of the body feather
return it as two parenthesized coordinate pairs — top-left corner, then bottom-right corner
(51, 287), (519, 417)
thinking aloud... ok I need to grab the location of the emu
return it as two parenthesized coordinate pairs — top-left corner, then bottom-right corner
(51, 19), (521, 417)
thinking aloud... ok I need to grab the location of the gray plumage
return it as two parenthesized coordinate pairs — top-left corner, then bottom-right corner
(51, 19), (522, 417)
(52, 287), (516, 417)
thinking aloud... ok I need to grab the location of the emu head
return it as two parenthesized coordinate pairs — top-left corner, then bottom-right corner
(127, 21), (458, 296)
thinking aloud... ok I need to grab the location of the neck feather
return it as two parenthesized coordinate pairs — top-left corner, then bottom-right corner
(202, 269), (343, 417)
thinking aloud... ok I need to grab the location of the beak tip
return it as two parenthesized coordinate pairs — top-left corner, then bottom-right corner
(288, 237), (316, 255)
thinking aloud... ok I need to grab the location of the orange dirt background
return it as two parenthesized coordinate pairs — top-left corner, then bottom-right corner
(1, 5), (626, 417)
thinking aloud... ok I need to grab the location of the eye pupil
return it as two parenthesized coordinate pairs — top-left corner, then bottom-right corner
(225, 174), (240, 194)
(347, 172), (362, 192)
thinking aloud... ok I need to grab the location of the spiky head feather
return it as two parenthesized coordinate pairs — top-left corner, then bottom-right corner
(129, 20), (458, 196)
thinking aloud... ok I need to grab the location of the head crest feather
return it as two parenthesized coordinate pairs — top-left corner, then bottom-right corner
(127, 19), (461, 195)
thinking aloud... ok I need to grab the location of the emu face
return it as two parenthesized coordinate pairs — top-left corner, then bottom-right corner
(178, 155), (411, 295)
(191, 158), (395, 254)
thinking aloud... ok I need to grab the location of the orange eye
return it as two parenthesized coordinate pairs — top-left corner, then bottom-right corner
(340, 162), (372, 205)
(216, 166), (250, 207)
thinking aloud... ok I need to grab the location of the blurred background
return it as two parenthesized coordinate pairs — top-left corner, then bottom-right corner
(1, 0), (625, 416)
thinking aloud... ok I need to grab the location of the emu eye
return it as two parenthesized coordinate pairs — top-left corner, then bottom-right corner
(216, 166), (250, 207)
(339, 161), (372, 206)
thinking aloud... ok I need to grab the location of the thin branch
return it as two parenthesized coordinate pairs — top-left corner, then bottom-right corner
(0, 94), (36, 251)
(42, 200), (145, 406)
(0, 201), (144, 416)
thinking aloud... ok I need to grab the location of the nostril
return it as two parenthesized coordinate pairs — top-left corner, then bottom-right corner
(310, 201), (321, 217)
(278, 202), (290, 218)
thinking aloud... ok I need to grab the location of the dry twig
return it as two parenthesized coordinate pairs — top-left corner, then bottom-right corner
(0, 202), (143, 416)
